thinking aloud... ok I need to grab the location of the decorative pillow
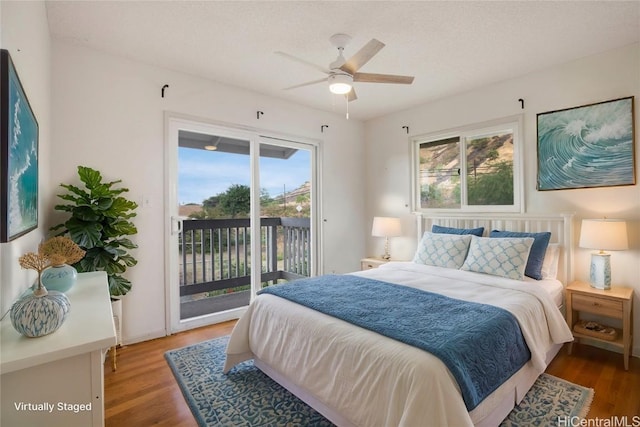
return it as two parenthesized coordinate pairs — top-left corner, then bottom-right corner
(489, 230), (551, 280)
(412, 232), (472, 269)
(541, 243), (560, 280)
(461, 236), (534, 280)
(431, 224), (485, 237)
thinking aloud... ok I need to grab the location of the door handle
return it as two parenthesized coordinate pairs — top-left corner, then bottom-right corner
(171, 216), (183, 235)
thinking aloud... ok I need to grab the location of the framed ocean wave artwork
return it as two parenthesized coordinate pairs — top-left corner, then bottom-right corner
(537, 96), (635, 191)
(1, 49), (39, 242)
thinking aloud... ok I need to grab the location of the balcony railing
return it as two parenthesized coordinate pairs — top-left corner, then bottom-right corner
(179, 217), (310, 319)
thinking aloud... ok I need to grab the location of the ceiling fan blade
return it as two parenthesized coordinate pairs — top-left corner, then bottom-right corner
(353, 72), (414, 84)
(347, 88), (358, 102)
(275, 51), (331, 75)
(339, 39), (385, 74)
(282, 77), (327, 90)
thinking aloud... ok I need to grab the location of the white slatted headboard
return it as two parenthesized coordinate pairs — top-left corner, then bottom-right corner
(415, 213), (574, 286)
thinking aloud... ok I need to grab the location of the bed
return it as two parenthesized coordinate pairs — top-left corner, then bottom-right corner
(224, 213), (575, 427)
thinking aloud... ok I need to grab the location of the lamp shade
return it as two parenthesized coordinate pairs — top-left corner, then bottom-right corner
(579, 219), (628, 251)
(372, 217), (401, 237)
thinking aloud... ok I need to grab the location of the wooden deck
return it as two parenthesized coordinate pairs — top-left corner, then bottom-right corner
(180, 291), (250, 319)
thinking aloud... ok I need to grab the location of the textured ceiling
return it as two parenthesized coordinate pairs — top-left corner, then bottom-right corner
(46, 1), (640, 121)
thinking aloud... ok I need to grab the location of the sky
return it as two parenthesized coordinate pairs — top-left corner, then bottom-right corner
(178, 147), (310, 205)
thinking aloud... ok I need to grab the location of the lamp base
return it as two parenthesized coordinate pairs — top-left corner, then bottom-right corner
(381, 237), (391, 260)
(589, 253), (611, 290)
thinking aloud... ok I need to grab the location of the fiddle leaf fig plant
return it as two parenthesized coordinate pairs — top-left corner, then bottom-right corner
(51, 166), (138, 297)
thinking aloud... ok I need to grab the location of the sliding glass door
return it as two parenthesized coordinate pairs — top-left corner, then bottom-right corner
(166, 116), (318, 332)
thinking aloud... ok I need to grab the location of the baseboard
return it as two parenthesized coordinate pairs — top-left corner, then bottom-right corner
(123, 329), (167, 346)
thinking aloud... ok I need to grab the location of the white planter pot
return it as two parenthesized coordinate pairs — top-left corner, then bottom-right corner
(111, 298), (123, 346)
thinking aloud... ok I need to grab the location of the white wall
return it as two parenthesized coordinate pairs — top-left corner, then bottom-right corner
(0, 1), (51, 316)
(364, 43), (640, 356)
(48, 41), (365, 343)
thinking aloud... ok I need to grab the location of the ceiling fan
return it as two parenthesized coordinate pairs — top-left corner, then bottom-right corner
(276, 33), (414, 102)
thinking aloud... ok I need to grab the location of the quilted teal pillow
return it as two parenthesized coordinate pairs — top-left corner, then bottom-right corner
(412, 232), (472, 269)
(461, 235), (534, 280)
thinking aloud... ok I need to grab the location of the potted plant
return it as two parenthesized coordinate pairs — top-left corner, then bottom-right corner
(51, 166), (138, 297)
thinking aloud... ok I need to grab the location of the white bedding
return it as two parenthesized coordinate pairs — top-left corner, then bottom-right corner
(224, 262), (573, 427)
(523, 276), (564, 307)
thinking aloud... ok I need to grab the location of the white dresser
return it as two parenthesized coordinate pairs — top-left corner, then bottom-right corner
(1, 271), (116, 427)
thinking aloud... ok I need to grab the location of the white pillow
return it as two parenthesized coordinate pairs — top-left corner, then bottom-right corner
(541, 243), (560, 280)
(412, 232), (472, 269)
(461, 235), (534, 280)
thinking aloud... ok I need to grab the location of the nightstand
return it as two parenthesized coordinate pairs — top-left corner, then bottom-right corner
(360, 257), (389, 270)
(566, 281), (634, 370)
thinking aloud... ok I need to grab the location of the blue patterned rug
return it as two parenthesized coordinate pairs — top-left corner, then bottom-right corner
(165, 336), (593, 427)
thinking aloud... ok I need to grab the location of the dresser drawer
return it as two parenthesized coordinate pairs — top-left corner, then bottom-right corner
(572, 294), (623, 318)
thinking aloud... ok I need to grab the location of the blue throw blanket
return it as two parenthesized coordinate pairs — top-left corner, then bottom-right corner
(258, 274), (531, 410)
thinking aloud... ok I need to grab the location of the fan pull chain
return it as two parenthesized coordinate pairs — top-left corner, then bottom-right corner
(345, 95), (349, 120)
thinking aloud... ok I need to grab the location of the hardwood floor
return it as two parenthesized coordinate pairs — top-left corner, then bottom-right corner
(104, 321), (235, 427)
(104, 321), (640, 426)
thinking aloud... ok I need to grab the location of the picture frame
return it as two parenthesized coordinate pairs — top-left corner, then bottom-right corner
(537, 96), (635, 191)
(1, 49), (39, 242)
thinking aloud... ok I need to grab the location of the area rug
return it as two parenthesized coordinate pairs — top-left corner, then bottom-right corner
(165, 336), (593, 427)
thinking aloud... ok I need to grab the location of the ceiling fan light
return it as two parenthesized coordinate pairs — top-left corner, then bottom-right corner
(329, 74), (353, 94)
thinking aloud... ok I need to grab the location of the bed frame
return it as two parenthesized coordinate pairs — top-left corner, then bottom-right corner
(256, 212), (574, 427)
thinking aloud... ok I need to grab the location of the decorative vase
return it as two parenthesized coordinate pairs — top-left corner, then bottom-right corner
(10, 277), (71, 338)
(40, 264), (78, 293)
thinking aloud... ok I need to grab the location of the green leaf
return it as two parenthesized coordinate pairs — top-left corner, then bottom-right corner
(72, 206), (102, 222)
(113, 238), (138, 249)
(59, 183), (90, 199)
(78, 166), (103, 189)
(96, 197), (114, 210)
(66, 218), (103, 248)
(108, 275), (132, 297)
(104, 197), (138, 218)
(118, 254), (138, 267)
(112, 221), (138, 236)
(102, 243), (122, 257)
(49, 223), (66, 232)
(105, 261), (126, 275)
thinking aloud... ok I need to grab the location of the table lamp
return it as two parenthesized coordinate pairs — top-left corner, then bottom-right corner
(578, 219), (628, 289)
(372, 217), (401, 260)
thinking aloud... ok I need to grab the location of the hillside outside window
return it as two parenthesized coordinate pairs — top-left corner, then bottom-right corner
(411, 117), (523, 213)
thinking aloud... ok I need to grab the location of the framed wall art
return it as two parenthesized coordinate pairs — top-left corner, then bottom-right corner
(537, 96), (635, 191)
(1, 49), (39, 242)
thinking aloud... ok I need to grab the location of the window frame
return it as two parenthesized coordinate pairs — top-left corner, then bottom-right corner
(410, 115), (524, 213)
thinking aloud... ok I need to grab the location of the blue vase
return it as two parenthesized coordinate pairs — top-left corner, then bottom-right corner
(10, 284), (71, 337)
(40, 264), (78, 293)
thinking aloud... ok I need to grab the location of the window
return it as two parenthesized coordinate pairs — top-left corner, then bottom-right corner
(411, 117), (523, 213)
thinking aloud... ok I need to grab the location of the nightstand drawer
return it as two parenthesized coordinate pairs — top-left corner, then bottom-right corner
(572, 294), (623, 317)
(360, 257), (387, 270)
(361, 261), (379, 270)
